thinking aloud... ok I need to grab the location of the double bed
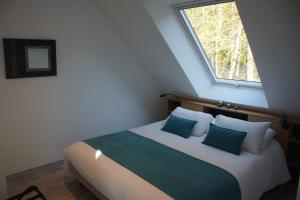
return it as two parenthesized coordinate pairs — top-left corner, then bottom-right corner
(64, 118), (290, 200)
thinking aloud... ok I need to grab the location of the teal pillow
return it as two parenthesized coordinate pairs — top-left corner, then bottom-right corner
(161, 115), (197, 138)
(202, 124), (247, 155)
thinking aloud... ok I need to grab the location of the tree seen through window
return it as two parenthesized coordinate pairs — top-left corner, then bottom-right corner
(183, 2), (261, 83)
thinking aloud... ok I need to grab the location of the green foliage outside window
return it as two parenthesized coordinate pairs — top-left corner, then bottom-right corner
(184, 2), (261, 82)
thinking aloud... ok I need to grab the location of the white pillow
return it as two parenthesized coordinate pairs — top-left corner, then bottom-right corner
(214, 115), (271, 154)
(171, 107), (214, 137)
(263, 128), (276, 149)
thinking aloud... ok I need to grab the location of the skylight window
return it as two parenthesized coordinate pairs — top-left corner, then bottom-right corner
(177, 1), (261, 87)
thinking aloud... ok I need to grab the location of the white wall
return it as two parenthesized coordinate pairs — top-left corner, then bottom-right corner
(0, 177), (7, 199)
(235, 0), (300, 117)
(95, 0), (198, 98)
(96, 0), (268, 108)
(0, 0), (164, 175)
(0, 173), (7, 199)
(99, 0), (300, 117)
(0, 151), (7, 199)
(142, 0), (300, 116)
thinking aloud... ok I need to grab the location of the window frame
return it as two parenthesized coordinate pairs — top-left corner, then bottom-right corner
(174, 0), (262, 89)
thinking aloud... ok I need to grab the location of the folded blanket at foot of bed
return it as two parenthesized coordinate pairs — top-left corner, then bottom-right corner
(84, 131), (241, 200)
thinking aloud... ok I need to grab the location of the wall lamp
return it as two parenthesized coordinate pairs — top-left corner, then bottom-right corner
(277, 114), (290, 130)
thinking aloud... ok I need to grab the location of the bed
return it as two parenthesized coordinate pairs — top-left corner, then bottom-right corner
(64, 117), (290, 200)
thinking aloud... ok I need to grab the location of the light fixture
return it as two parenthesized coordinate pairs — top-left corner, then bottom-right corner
(277, 114), (290, 130)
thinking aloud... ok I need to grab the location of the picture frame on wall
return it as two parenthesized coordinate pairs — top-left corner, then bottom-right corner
(3, 39), (57, 79)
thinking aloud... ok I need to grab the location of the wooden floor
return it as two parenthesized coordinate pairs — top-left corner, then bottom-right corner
(6, 161), (297, 200)
(7, 161), (98, 200)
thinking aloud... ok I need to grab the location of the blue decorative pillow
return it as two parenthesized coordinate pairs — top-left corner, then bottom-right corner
(202, 123), (247, 155)
(161, 115), (197, 138)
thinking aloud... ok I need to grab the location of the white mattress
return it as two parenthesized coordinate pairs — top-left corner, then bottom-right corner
(64, 121), (291, 200)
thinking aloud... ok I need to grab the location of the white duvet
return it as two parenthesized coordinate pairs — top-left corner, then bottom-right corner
(64, 121), (291, 200)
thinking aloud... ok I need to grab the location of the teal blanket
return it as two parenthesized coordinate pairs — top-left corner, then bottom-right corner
(85, 131), (241, 200)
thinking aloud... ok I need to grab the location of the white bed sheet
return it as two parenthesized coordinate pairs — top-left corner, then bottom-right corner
(64, 121), (291, 200)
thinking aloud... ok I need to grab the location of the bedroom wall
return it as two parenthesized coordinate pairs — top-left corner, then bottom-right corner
(94, 0), (198, 99)
(0, 0), (164, 175)
(143, 0), (268, 108)
(97, 0), (300, 118)
(95, 0), (268, 108)
(235, 0), (300, 117)
(0, 159), (7, 199)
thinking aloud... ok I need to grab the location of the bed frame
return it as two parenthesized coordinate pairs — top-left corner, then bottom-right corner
(69, 164), (110, 200)
(69, 97), (296, 199)
(167, 98), (291, 154)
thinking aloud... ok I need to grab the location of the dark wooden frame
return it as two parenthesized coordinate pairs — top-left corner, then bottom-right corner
(3, 39), (57, 78)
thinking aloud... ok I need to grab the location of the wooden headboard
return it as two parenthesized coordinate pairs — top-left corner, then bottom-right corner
(167, 98), (290, 154)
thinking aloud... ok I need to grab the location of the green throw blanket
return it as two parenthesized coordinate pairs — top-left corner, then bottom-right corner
(85, 131), (241, 200)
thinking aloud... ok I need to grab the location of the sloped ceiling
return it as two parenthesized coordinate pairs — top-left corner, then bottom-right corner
(235, 0), (300, 117)
(94, 0), (198, 99)
(95, 0), (300, 118)
(142, 0), (268, 108)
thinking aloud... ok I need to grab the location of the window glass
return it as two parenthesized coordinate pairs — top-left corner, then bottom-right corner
(182, 1), (261, 83)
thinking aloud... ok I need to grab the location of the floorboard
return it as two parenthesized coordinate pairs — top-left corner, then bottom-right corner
(7, 161), (97, 200)
(6, 161), (297, 200)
